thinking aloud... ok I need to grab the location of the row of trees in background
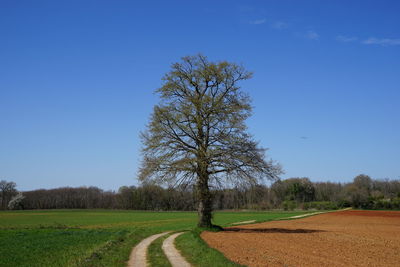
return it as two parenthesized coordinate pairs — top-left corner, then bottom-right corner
(2, 175), (400, 211)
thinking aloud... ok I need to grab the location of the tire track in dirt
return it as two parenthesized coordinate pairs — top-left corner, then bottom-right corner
(162, 232), (191, 267)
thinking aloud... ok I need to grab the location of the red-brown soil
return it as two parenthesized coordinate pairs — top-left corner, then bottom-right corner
(201, 210), (400, 267)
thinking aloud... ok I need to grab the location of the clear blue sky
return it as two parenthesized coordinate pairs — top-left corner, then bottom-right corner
(1, 0), (399, 191)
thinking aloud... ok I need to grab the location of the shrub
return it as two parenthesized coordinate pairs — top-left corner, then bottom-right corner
(337, 199), (352, 208)
(283, 200), (296, 211)
(391, 198), (400, 209)
(306, 201), (339, 210)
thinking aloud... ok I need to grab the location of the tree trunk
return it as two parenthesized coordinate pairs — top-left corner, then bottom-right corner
(197, 172), (212, 228)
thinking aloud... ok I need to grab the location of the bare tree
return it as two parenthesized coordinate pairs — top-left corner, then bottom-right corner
(139, 54), (282, 227)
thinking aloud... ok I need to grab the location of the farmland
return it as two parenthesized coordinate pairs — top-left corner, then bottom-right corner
(202, 210), (400, 267)
(0, 209), (308, 266)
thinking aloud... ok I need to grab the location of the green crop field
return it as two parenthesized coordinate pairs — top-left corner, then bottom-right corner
(0, 209), (308, 267)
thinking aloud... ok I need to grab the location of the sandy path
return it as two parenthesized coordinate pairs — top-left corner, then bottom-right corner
(286, 211), (324, 218)
(231, 220), (256, 225)
(162, 232), (191, 267)
(127, 231), (170, 267)
(202, 210), (400, 267)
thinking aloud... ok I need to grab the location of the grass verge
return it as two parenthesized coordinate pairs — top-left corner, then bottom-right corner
(147, 233), (172, 267)
(175, 228), (244, 267)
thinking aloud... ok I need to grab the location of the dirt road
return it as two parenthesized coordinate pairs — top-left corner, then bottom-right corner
(202, 210), (400, 267)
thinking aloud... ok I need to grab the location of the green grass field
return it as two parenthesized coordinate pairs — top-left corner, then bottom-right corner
(0, 209), (308, 267)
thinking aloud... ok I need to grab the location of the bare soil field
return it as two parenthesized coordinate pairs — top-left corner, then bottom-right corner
(202, 210), (400, 267)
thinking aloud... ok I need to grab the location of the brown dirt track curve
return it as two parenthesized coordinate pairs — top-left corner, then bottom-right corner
(201, 210), (400, 267)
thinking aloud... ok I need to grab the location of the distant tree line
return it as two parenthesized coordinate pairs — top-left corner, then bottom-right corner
(1, 174), (400, 210)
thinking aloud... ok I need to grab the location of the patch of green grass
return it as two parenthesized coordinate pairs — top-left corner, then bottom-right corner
(0, 210), (197, 229)
(0, 209), (309, 266)
(147, 233), (172, 267)
(0, 228), (117, 267)
(175, 229), (244, 267)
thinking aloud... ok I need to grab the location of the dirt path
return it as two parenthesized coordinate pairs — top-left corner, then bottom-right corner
(231, 220), (256, 225)
(162, 232), (191, 267)
(286, 211), (324, 219)
(202, 210), (400, 267)
(127, 231), (170, 267)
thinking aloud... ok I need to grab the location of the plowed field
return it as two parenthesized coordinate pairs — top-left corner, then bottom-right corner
(202, 210), (400, 267)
